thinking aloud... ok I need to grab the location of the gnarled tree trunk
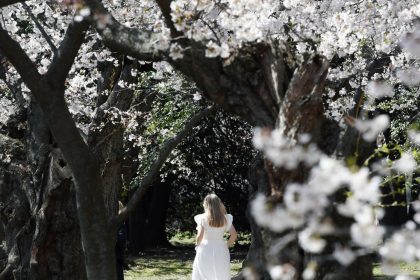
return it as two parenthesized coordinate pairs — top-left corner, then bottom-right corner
(170, 45), (370, 280)
(0, 101), (86, 280)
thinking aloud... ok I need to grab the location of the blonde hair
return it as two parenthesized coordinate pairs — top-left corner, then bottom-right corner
(203, 194), (226, 227)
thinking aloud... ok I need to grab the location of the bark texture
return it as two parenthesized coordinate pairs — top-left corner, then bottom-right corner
(0, 20), (117, 279)
(241, 155), (271, 280)
(88, 57), (137, 218)
(0, 101), (86, 280)
(29, 148), (86, 280)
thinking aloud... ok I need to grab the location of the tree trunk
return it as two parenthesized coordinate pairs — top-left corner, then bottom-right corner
(0, 54), (139, 279)
(241, 155), (271, 280)
(127, 188), (149, 254)
(143, 180), (171, 247)
(1, 22), (117, 280)
(88, 57), (136, 218)
(0, 171), (32, 280)
(0, 101), (86, 280)
(29, 148), (86, 280)
(172, 46), (370, 280)
(127, 179), (171, 253)
(0, 56), (141, 279)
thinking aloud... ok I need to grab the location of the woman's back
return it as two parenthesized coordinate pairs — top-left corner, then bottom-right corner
(192, 213), (233, 280)
(194, 213), (233, 241)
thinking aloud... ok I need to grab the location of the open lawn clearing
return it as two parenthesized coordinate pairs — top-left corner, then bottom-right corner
(124, 241), (246, 280)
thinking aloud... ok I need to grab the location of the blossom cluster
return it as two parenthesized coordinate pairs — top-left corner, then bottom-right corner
(1, 1), (420, 279)
(252, 128), (322, 170)
(251, 127), (419, 279)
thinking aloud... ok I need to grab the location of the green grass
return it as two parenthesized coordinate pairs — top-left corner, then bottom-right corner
(125, 255), (420, 280)
(124, 255), (192, 280)
(124, 233), (245, 280)
(169, 231), (196, 246)
(124, 234), (420, 280)
(373, 262), (420, 279)
(124, 253), (243, 280)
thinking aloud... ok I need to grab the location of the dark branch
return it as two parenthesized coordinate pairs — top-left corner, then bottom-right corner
(100, 57), (136, 111)
(1, 12), (118, 278)
(46, 18), (89, 88)
(85, 0), (163, 61)
(0, 264), (13, 280)
(0, 53), (25, 106)
(114, 105), (217, 225)
(280, 54), (329, 139)
(0, 0), (26, 8)
(0, 27), (44, 93)
(21, 2), (57, 54)
(154, 0), (183, 38)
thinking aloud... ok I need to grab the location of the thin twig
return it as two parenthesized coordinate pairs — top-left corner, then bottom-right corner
(21, 2), (57, 54)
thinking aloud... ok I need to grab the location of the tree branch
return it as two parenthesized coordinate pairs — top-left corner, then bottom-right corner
(154, 0), (183, 38)
(46, 18), (89, 88)
(0, 264), (13, 280)
(280, 54), (329, 140)
(85, 0), (163, 61)
(0, 0), (26, 8)
(21, 2), (57, 54)
(1, 18), (117, 279)
(0, 53), (25, 106)
(0, 27), (44, 93)
(114, 105), (217, 225)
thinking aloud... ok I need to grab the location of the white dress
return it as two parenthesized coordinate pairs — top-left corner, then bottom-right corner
(192, 213), (233, 280)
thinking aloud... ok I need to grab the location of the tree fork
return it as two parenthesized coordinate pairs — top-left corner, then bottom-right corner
(0, 21), (117, 280)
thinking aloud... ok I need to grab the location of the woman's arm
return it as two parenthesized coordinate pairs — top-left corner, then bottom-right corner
(195, 225), (204, 246)
(227, 225), (237, 247)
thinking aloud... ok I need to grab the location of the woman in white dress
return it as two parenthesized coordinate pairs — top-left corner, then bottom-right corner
(192, 194), (237, 280)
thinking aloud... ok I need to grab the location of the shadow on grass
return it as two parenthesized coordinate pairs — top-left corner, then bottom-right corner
(124, 244), (246, 280)
(125, 251), (420, 280)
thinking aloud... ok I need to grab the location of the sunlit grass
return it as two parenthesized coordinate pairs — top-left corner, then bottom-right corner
(125, 256), (420, 280)
(124, 232), (245, 280)
(124, 256), (191, 280)
(126, 259), (420, 280)
(124, 233), (420, 280)
(124, 255), (243, 280)
(169, 231), (196, 246)
(373, 262), (420, 279)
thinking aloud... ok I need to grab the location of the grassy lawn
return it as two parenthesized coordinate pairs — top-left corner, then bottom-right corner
(124, 232), (246, 280)
(124, 249), (244, 280)
(124, 233), (420, 280)
(125, 253), (420, 280)
(124, 253), (193, 280)
(373, 262), (420, 279)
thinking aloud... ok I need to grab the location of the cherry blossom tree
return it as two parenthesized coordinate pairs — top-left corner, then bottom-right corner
(0, 0), (419, 280)
(0, 2), (213, 279)
(86, 1), (420, 279)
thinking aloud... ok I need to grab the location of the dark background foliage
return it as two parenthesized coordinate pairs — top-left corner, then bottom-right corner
(164, 111), (255, 234)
